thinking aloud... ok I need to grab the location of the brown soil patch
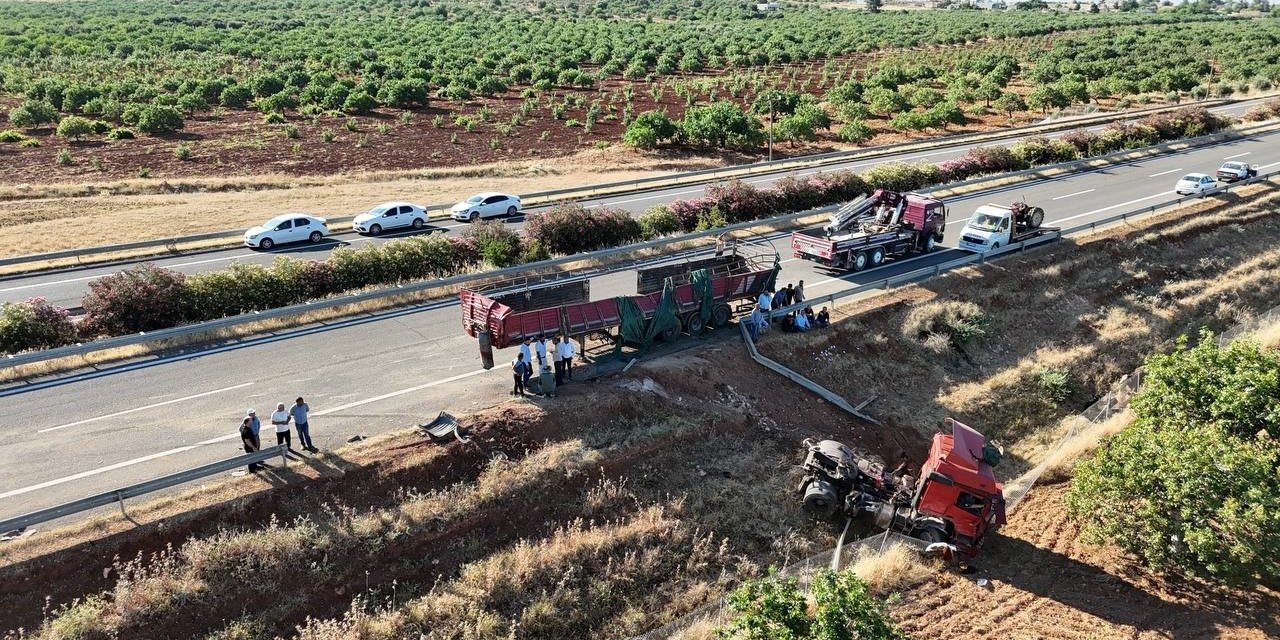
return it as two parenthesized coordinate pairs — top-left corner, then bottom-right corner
(890, 482), (1280, 639)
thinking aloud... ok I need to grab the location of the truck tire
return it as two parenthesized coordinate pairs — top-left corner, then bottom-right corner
(869, 247), (885, 267)
(802, 480), (839, 519)
(684, 312), (706, 336)
(1028, 207), (1044, 229)
(852, 251), (869, 272)
(921, 235), (937, 253)
(711, 303), (732, 328)
(658, 319), (680, 342)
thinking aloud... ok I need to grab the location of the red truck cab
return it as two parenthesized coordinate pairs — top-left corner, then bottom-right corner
(913, 419), (1007, 555)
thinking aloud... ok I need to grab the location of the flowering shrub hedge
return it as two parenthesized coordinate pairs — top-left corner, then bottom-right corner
(638, 205), (681, 239)
(82, 262), (188, 335)
(462, 221), (521, 268)
(523, 203), (642, 254)
(0, 297), (78, 353)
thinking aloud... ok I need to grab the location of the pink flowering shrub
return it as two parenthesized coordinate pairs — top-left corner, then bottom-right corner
(0, 297), (78, 354)
(82, 263), (187, 335)
(523, 203), (642, 254)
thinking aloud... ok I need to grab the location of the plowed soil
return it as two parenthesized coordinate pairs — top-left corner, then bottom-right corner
(891, 481), (1280, 640)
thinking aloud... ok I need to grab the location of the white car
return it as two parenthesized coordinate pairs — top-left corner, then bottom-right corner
(1216, 161), (1257, 182)
(1174, 173), (1216, 196)
(244, 214), (329, 250)
(352, 202), (429, 235)
(450, 192), (522, 222)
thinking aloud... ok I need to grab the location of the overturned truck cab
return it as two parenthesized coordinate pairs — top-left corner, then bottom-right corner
(798, 418), (1007, 557)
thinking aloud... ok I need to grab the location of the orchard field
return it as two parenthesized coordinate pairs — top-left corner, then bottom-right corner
(0, 0), (1277, 182)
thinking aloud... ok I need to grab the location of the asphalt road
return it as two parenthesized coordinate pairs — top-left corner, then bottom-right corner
(0, 97), (1269, 309)
(1, 125), (1277, 526)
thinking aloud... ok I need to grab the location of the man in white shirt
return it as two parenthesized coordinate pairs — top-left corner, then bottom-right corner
(535, 335), (549, 370)
(518, 337), (533, 389)
(560, 335), (581, 378)
(271, 402), (293, 450)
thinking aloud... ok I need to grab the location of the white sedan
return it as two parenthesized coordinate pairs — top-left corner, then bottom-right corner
(450, 192), (522, 222)
(352, 201), (429, 235)
(245, 214), (329, 250)
(1174, 173), (1216, 196)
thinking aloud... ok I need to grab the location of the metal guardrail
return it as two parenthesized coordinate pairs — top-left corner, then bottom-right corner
(0, 97), (1241, 271)
(0, 445), (288, 535)
(766, 169), (1280, 320)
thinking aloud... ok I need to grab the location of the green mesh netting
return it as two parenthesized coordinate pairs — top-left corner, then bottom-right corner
(616, 295), (647, 347)
(692, 268), (713, 325)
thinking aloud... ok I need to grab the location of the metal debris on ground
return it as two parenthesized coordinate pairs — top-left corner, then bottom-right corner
(419, 411), (472, 444)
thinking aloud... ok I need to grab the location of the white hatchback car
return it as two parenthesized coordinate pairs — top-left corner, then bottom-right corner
(352, 202), (429, 235)
(450, 192), (522, 222)
(1175, 173), (1216, 196)
(245, 214), (329, 250)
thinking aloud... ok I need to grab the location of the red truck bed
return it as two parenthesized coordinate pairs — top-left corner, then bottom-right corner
(461, 262), (775, 349)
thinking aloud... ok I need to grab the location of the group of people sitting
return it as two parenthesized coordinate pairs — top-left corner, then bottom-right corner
(778, 306), (829, 333)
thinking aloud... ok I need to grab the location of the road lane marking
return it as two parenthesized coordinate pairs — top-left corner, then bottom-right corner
(1051, 189), (1095, 201)
(1224, 151), (1251, 159)
(1053, 190), (1174, 225)
(1148, 168), (1182, 178)
(313, 367), (489, 416)
(38, 382), (255, 433)
(0, 273), (103, 293)
(0, 445), (201, 500)
(1258, 161), (1280, 170)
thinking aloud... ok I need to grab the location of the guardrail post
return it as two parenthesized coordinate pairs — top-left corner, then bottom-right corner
(280, 446), (288, 468)
(882, 278), (891, 291)
(115, 490), (127, 519)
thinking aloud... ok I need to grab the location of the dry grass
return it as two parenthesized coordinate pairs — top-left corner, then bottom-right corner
(851, 543), (938, 595)
(1035, 410), (1134, 485)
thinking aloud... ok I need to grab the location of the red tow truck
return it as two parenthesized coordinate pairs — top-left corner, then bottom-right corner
(790, 189), (947, 272)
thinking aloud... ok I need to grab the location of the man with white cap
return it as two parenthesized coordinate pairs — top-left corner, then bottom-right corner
(246, 409), (261, 451)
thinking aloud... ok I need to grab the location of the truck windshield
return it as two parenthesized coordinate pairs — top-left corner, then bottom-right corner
(967, 213), (1004, 232)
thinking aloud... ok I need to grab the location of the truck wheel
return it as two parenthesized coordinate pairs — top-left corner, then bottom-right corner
(658, 320), (680, 342)
(802, 480), (839, 519)
(917, 526), (947, 545)
(1028, 207), (1044, 229)
(711, 303), (732, 327)
(922, 235), (937, 253)
(851, 251), (868, 272)
(869, 247), (885, 267)
(684, 312), (706, 335)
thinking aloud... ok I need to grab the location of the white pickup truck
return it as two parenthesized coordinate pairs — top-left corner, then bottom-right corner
(957, 202), (1052, 253)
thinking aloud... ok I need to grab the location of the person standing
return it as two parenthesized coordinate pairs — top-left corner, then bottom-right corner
(559, 335), (576, 381)
(748, 305), (764, 341)
(511, 352), (528, 396)
(757, 288), (773, 312)
(246, 409), (261, 452)
(772, 287), (787, 311)
(794, 280), (805, 304)
(553, 337), (566, 385)
(271, 402), (292, 450)
(240, 416), (263, 472)
(783, 283), (795, 307)
(291, 397), (316, 453)
(518, 337), (534, 389)
(535, 335), (549, 370)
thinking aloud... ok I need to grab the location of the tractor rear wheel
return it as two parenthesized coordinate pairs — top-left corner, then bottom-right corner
(1028, 207), (1044, 229)
(802, 480), (839, 519)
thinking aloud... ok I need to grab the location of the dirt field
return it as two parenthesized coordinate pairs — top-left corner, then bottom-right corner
(891, 481), (1280, 639)
(5, 187), (1280, 639)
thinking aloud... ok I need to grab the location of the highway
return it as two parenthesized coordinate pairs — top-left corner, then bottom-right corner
(1, 124), (1278, 525)
(0, 97), (1269, 309)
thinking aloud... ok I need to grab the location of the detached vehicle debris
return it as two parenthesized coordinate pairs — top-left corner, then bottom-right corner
(797, 418), (1006, 557)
